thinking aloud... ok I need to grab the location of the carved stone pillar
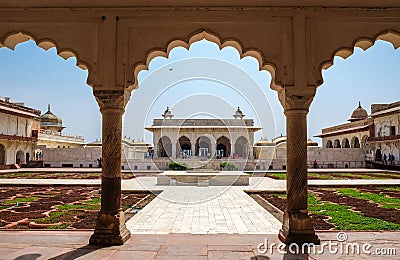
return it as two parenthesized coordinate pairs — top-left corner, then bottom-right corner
(171, 136), (177, 159)
(90, 90), (131, 245)
(153, 142), (158, 158)
(278, 89), (320, 245)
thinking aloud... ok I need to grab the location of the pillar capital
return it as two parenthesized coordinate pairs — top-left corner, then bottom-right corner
(93, 88), (131, 111)
(278, 87), (316, 112)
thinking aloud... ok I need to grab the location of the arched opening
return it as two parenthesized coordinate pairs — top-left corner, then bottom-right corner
(178, 136), (191, 158)
(0, 144), (5, 164)
(158, 136), (172, 158)
(361, 135), (368, 148)
(334, 139), (341, 148)
(326, 140), (333, 148)
(130, 30), (280, 92)
(235, 136), (249, 158)
(195, 136), (211, 157)
(376, 149), (382, 161)
(342, 138), (350, 148)
(16, 150), (24, 164)
(0, 32), (89, 70)
(216, 136), (231, 158)
(352, 137), (361, 148)
(0, 33), (99, 146)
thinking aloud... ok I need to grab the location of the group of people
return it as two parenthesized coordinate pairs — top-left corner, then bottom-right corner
(144, 152), (153, 159)
(34, 151), (43, 160)
(96, 158), (102, 168)
(383, 153), (396, 165)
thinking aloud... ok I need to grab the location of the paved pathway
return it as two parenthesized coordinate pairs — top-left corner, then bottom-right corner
(126, 186), (281, 235)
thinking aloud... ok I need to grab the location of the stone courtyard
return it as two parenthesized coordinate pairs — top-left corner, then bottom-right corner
(0, 169), (400, 259)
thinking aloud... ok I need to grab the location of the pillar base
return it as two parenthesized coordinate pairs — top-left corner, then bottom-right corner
(278, 210), (320, 245)
(89, 211), (131, 245)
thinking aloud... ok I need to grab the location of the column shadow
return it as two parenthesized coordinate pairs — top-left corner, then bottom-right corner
(48, 244), (105, 260)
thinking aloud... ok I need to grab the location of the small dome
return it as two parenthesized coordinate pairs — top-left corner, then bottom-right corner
(255, 138), (274, 146)
(273, 135), (287, 145)
(162, 107), (174, 119)
(307, 139), (319, 146)
(86, 139), (102, 147)
(233, 106), (245, 119)
(349, 102), (368, 122)
(40, 104), (63, 129)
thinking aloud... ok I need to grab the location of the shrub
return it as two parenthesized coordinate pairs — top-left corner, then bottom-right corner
(168, 162), (188, 171)
(220, 162), (238, 171)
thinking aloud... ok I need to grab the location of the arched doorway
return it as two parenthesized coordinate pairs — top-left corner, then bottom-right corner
(158, 136), (172, 157)
(326, 140), (333, 148)
(16, 150), (24, 164)
(178, 136), (191, 158)
(216, 136), (231, 158)
(0, 144), (5, 164)
(342, 138), (350, 148)
(352, 137), (360, 148)
(235, 136), (249, 158)
(195, 136), (211, 157)
(334, 139), (341, 148)
(375, 149), (382, 161)
(361, 135), (368, 148)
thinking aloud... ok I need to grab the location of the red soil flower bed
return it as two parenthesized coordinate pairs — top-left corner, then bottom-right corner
(0, 186), (156, 230)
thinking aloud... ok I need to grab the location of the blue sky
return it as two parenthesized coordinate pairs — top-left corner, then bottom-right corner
(0, 39), (399, 145)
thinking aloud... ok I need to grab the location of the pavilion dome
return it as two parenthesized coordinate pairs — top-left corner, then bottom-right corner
(233, 106), (245, 119)
(307, 139), (319, 146)
(162, 107), (174, 119)
(255, 138), (274, 146)
(273, 135), (287, 145)
(349, 102), (368, 122)
(40, 104), (63, 128)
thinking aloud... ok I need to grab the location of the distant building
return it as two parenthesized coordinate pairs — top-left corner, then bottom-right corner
(0, 97), (41, 165)
(315, 102), (372, 149)
(37, 105), (84, 148)
(145, 107), (261, 159)
(367, 101), (400, 164)
(41, 138), (153, 169)
(315, 101), (400, 167)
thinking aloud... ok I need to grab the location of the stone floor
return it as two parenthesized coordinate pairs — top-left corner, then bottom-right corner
(0, 231), (398, 259)
(1, 169), (399, 259)
(126, 186), (281, 234)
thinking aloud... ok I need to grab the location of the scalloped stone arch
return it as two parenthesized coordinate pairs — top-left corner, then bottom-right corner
(130, 30), (281, 92)
(0, 31), (91, 79)
(319, 30), (400, 85)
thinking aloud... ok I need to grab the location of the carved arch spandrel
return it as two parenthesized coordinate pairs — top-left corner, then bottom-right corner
(126, 27), (290, 93)
(0, 27), (98, 87)
(320, 30), (400, 71)
(306, 16), (400, 86)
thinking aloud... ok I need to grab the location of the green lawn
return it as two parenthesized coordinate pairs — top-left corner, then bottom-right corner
(308, 193), (400, 230)
(338, 188), (400, 209)
(4, 196), (40, 204)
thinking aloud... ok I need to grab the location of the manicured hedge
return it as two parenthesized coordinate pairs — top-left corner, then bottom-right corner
(220, 162), (238, 171)
(168, 162), (188, 171)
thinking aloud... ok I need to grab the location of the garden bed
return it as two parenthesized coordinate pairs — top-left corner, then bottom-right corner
(0, 172), (136, 179)
(0, 186), (156, 229)
(250, 186), (400, 230)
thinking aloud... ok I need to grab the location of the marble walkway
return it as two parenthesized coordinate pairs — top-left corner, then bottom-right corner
(126, 186), (281, 234)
